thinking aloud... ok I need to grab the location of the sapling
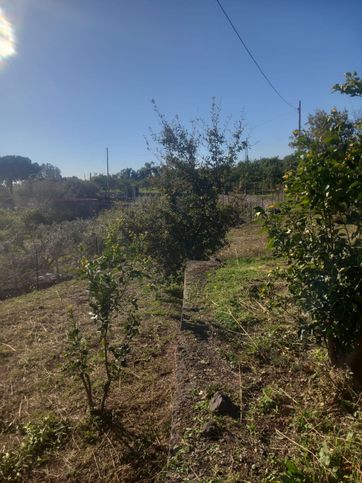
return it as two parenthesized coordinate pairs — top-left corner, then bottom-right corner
(65, 223), (140, 416)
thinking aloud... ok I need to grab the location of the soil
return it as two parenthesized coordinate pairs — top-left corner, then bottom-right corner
(1, 224), (361, 482)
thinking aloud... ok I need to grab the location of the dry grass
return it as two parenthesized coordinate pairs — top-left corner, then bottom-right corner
(219, 222), (270, 260)
(0, 278), (181, 481)
(1, 223), (361, 482)
(168, 223), (362, 482)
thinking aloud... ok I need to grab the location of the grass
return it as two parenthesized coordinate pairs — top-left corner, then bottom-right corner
(0, 277), (182, 481)
(1, 222), (361, 481)
(185, 222), (362, 482)
(205, 256), (274, 328)
(0, 414), (70, 481)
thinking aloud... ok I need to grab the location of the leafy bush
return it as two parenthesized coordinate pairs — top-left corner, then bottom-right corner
(122, 102), (246, 276)
(122, 192), (230, 277)
(257, 73), (362, 375)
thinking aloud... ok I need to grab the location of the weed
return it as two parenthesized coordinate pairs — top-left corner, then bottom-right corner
(259, 386), (284, 414)
(311, 347), (329, 365)
(244, 333), (275, 362)
(0, 415), (69, 481)
(218, 346), (240, 368)
(250, 385), (285, 416)
(276, 429), (362, 483)
(292, 408), (323, 433)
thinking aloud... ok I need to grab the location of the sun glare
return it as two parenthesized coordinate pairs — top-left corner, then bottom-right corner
(0, 7), (16, 63)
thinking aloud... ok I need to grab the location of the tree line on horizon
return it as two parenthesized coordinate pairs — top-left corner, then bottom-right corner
(0, 153), (294, 223)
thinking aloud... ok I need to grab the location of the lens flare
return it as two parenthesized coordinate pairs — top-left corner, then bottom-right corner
(0, 7), (16, 62)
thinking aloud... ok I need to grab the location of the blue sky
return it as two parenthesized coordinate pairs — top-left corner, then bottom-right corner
(0, 0), (361, 177)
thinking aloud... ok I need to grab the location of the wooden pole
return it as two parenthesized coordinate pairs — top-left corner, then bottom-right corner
(298, 100), (302, 133)
(106, 147), (110, 195)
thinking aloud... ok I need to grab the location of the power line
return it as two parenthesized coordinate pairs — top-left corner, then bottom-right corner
(250, 110), (295, 131)
(216, 0), (297, 111)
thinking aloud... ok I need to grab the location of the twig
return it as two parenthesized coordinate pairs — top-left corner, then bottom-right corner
(238, 363), (243, 422)
(2, 343), (16, 351)
(123, 368), (141, 380)
(18, 399), (23, 418)
(276, 386), (298, 405)
(275, 429), (317, 460)
(92, 451), (102, 480)
(225, 308), (259, 350)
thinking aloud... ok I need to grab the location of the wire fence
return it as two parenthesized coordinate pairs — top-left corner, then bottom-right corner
(0, 220), (104, 300)
(219, 188), (284, 222)
(0, 188), (285, 299)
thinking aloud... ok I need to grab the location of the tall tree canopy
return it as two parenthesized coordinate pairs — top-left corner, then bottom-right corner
(39, 163), (62, 180)
(0, 156), (41, 192)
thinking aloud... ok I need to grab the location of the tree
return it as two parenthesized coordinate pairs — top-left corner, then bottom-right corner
(123, 102), (244, 275)
(257, 73), (362, 380)
(333, 71), (362, 97)
(0, 156), (41, 193)
(39, 163), (62, 180)
(14, 178), (100, 222)
(91, 173), (119, 192)
(231, 156), (294, 192)
(136, 162), (160, 188)
(65, 225), (139, 416)
(201, 100), (247, 193)
(117, 168), (137, 180)
(150, 99), (247, 194)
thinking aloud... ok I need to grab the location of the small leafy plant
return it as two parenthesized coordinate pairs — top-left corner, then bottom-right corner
(65, 223), (140, 416)
(0, 415), (69, 481)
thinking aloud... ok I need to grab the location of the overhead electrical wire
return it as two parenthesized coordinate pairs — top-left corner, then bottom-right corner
(216, 0), (297, 111)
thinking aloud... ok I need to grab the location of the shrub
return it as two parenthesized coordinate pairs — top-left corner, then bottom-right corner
(122, 192), (230, 277)
(122, 102), (246, 276)
(257, 73), (362, 378)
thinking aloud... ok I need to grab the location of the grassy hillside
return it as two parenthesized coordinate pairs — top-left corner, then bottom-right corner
(0, 224), (361, 482)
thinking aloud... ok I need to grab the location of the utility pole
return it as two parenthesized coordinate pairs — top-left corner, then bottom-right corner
(106, 147), (110, 195)
(298, 100), (302, 134)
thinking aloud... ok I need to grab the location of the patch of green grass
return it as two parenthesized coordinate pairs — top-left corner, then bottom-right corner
(248, 384), (285, 418)
(204, 256), (274, 330)
(257, 385), (285, 414)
